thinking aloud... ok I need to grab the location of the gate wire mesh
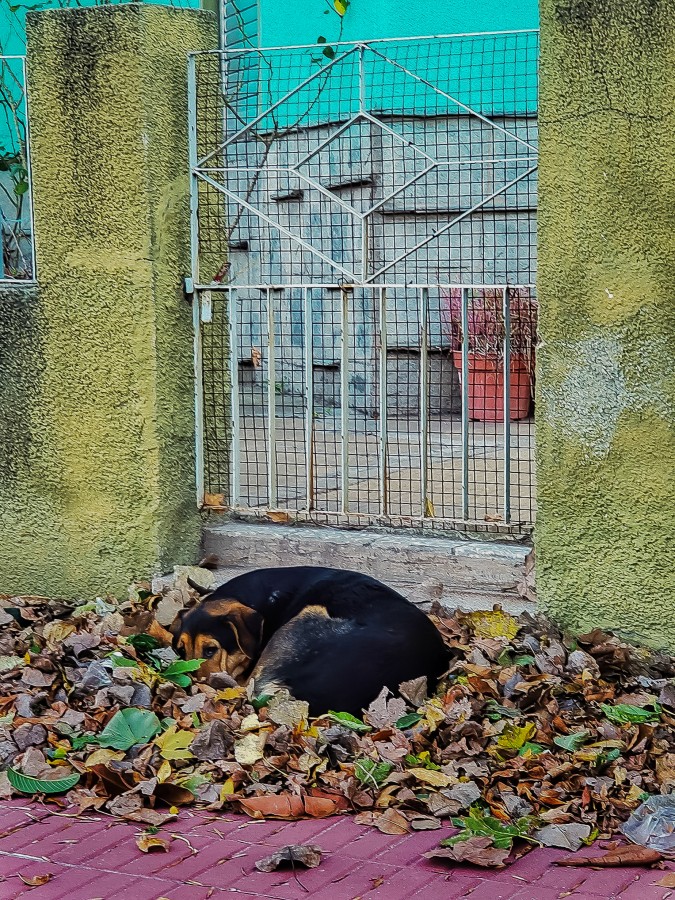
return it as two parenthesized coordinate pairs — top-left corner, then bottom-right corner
(191, 31), (539, 532)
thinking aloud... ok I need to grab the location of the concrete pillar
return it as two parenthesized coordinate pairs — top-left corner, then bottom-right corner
(537, 0), (675, 646)
(0, 5), (217, 596)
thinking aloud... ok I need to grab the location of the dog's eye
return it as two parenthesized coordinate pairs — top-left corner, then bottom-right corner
(203, 645), (218, 659)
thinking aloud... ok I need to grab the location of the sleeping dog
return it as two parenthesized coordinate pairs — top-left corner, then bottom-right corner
(170, 566), (449, 716)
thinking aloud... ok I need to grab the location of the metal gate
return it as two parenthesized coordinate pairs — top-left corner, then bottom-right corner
(188, 30), (539, 533)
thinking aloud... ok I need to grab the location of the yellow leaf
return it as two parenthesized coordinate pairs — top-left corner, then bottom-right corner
(334, 0), (348, 15)
(220, 778), (235, 801)
(157, 759), (172, 783)
(215, 687), (246, 702)
(43, 621), (77, 645)
(154, 726), (195, 761)
(85, 748), (125, 767)
(234, 731), (267, 766)
(169, 805), (179, 815)
(424, 496), (435, 517)
(466, 608), (519, 641)
(421, 698), (446, 731)
(497, 722), (537, 751)
(407, 768), (454, 788)
(24, 652), (31, 664)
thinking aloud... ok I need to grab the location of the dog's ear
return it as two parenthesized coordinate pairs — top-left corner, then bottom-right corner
(226, 602), (264, 659)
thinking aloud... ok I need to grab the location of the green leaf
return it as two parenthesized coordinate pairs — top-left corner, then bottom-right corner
(13, 181), (29, 196)
(442, 807), (536, 851)
(518, 742), (544, 756)
(322, 46), (336, 59)
(327, 711), (371, 733)
(125, 634), (162, 654)
(252, 693), (273, 710)
(108, 653), (139, 668)
(553, 730), (590, 751)
(163, 659), (204, 676)
(395, 713), (422, 730)
(600, 703), (662, 725)
(355, 758), (393, 786)
(334, 0), (349, 14)
(96, 708), (161, 750)
(7, 768), (80, 795)
(484, 700), (521, 722)
(317, 35), (327, 43)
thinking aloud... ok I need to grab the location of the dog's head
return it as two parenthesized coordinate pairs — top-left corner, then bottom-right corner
(169, 599), (264, 681)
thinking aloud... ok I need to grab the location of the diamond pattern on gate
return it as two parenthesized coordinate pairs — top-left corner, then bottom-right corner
(193, 40), (538, 284)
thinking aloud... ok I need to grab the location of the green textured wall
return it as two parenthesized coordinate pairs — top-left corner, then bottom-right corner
(0, 4), (217, 597)
(537, 0), (675, 647)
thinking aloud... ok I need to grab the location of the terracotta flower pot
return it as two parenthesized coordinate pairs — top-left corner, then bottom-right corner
(452, 351), (532, 422)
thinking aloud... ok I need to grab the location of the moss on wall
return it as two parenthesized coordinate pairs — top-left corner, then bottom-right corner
(537, 0), (675, 647)
(0, 5), (217, 597)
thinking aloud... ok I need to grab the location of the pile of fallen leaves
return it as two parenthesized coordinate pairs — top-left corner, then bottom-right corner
(2, 567), (675, 869)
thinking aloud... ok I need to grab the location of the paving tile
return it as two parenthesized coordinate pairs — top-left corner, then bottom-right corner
(372, 829), (444, 866)
(229, 852), (391, 900)
(337, 863), (439, 900)
(408, 873), (485, 899)
(454, 878), (522, 900)
(617, 874), (675, 900)
(250, 817), (340, 848)
(163, 837), (257, 885)
(310, 860), (410, 900)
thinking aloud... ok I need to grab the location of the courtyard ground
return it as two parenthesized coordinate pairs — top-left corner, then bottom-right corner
(0, 800), (672, 900)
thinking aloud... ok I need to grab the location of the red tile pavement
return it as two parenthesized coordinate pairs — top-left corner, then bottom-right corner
(0, 799), (673, 900)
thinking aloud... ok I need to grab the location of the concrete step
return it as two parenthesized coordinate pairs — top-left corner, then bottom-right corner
(201, 520), (533, 614)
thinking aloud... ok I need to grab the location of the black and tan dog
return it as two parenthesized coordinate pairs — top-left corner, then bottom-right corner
(170, 566), (449, 716)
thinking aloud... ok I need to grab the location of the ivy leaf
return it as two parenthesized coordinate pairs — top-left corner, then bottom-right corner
(518, 741), (544, 756)
(466, 609), (519, 641)
(600, 703), (662, 725)
(322, 47), (336, 59)
(355, 759), (393, 786)
(162, 659), (204, 688)
(395, 713), (422, 730)
(96, 709), (161, 751)
(154, 726), (195, 761)
(7, 768), (80, 795)
(327, 711), (371, 733)
(554, 731), (590, 751)
(334, 0), (349, 15)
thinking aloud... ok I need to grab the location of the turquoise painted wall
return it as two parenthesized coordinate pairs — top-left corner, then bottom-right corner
(259, 0), (539, 46)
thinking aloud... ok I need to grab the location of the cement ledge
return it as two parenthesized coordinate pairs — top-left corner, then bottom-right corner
(201, 521), (533, 615)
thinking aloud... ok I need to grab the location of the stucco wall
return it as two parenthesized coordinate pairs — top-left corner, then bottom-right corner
(537, 0), (675, 646)
(0, 5), (217, 597)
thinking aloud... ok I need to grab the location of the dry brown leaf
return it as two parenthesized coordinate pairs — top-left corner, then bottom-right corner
(654, 873), (675, 887)
(136, 834), (172, 853)
(255, 844), (322, 872)
(18, 873), (52, 886)
(425, 836), (509, 868)
(555, 846), (663, 867)
(373, 808), (410, 835)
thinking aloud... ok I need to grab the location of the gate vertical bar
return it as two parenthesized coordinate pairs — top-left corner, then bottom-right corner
(419, 287), (429, 515)
(192, 290), (205, 506)
(303, 287), (314, 510)
(378, 287), (388, 514)
(502, 286), (512, 522)
(359, 44), (369, 281)
(227, 288), (241, 506)
(267, 288), (277, 507)
(461, 287), (470, 520)
(340, 287), (350, 514)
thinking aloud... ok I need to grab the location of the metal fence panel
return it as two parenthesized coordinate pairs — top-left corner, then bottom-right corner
(189, 31), (539, 532)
